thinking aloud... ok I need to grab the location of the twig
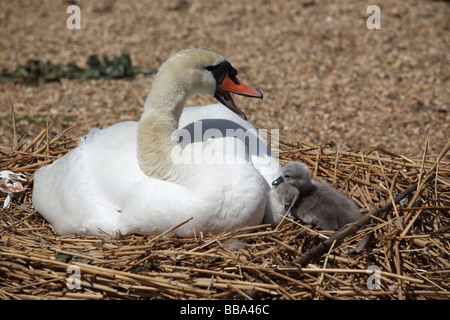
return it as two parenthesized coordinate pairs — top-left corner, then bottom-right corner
(376, 151), (400, 218)
(275, 193), (299, 230)
(407, 140), (449, 209)
(45, 117), (50, 156)
(315, 239), (336, 299)
(8, 96), (18, 151)
(345, 233), (372, 254)
(123, 217), (193, 272)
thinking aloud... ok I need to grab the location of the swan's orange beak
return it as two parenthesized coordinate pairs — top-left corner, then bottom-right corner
(214, 73), (263, 121)
(220, 73), (263, 99)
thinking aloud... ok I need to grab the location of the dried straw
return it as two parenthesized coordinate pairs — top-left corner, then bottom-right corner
(0, 124), (449, 300)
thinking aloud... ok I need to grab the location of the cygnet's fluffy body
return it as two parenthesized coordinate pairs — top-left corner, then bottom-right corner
(268, 162), (361, 230)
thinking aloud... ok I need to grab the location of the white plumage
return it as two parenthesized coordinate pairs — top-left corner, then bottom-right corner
(32, 49), (282, 237)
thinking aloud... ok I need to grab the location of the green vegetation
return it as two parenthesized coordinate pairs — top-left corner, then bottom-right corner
(0, 54), (156, 84)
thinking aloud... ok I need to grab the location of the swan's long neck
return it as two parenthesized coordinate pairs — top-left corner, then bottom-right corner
(137, 72), (188, 181)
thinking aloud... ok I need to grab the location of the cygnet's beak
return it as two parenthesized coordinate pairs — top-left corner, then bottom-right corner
(214, 73), (263, 121)
(272, 176), (284, 186)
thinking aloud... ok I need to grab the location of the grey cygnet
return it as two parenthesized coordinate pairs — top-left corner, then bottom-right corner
(271, 161), (361, 230)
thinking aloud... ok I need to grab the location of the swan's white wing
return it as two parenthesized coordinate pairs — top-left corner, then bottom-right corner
(180, 104), (282, 184)
(32, 122), (138, 235)
(33, 119), (269, 237)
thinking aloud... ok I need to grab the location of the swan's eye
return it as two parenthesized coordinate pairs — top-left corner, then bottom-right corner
(228, 67), (237, 78)
(205, 60), (232, 86)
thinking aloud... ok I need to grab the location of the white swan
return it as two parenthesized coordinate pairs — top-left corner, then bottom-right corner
(32, 48), (282, 237)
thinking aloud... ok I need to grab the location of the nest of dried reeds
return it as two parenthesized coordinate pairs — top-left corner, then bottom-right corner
(0, 123), (449, 300)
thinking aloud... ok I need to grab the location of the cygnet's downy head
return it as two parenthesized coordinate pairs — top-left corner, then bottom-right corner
(153, 48), (263, 120)
(275, 182), (300, 211)
(272, 161), (313, 193)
